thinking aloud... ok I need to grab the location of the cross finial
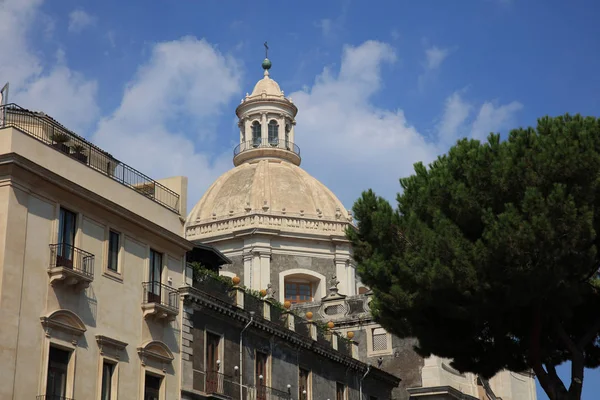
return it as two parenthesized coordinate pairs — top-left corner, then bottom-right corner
(264, 42), (269, 58)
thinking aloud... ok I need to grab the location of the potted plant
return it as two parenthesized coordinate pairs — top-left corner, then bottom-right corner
(71, 144), (88, 163)
(50, 131), (71, 154)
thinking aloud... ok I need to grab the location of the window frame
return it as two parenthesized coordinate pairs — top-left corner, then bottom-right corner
(106, 229), (121, 274)
(252, 121), (262, 146)
(268, 119), (279, 145)
(99, 359), (118, 400)
(366, 324), (393, 357)
(284, 280), (314, 304)
(336, 382), (346, 400)
(57, 206), (78, 260)
(298, 367), (311, 400)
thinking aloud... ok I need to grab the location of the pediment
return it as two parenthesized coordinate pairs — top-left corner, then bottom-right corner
(137, 340), (174, 364)
(40, 309), (86, 337)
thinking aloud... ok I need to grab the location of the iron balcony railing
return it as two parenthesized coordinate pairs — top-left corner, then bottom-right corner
(36, 396), (74, 400)
(201, 370), (291, 400)
(254, 384), (291, 400)
(233, 138), (300, 158)
(0, 103), (180, 213)
(205, 371), (240, 398)
(49, 243), (94, 279)
(142, 281), (179, 311)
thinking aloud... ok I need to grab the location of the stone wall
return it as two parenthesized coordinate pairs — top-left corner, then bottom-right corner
(180, 278), (400, 400)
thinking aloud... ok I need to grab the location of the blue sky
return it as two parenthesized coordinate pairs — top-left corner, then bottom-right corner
(2, 0), (599, 398)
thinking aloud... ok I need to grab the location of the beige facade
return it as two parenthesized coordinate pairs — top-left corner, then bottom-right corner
(0, 107), (192, 400)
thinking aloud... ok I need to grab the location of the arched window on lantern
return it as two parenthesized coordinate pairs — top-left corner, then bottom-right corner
(268, 120), (279, 146)
(252, 121), (261, 147)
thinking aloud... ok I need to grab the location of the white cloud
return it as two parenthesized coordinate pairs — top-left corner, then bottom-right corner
(0, 0), (99, 132)
(289, 41), (439, 206)
(438, 91), (471, 146)
(471, 100), (523, 140)
(425, 46), (450, 71)
(437, 91), (523, 145)
(68, 9), (96, 33)
(92, 37), (242, 210)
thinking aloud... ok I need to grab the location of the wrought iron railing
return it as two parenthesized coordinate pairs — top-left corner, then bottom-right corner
(205, 371), (240, 397)
(253, 384), (291, 400)
(233, 138), (301, 158)
(36, 395), (74, 400)
(49, 243), (94, 278)
(142, 281), (179, 311)
(0, 103), (180, 213)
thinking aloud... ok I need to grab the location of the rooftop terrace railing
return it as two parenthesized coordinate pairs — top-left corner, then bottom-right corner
(0, 103), (180, 213)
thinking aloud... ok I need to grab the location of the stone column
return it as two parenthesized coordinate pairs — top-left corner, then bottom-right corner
(261, 112), (268, 142)
(245, 117), (252, 148)
(243, 252), (253, 289)
(334, 257), (349, 295)
(278, 114), (286, 146)
(259, 253), (271, 290)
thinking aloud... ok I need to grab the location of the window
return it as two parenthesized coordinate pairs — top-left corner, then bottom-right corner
(268, 120), (279, 145)
(148, 250), (163, 303)
(107, 230), (120, 272)
(57, 207), (77, 265)
(144, 373), (162, 400)
(46, 346), (71, 398)
(101, 361), (115, 400)
(336, 382), (346, 400)
(206, 332), (221, 393)
(299, 368), (310, 400)
(372, 328), (388, 352)
(285, 281), (313, 304)
(252, 121), (261, 146)
(256, 351), (268, 400)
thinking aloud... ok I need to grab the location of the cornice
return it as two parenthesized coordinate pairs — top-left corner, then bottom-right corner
(186, 212), (353, 242)
(0, 153), (193, 251)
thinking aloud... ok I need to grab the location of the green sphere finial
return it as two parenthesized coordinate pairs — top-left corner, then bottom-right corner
(262, 58), (272, 70)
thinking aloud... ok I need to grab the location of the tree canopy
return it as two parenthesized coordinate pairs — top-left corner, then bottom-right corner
(347, 115), (600, 400)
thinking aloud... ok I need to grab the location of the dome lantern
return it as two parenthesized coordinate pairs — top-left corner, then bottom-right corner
(234, 45), (300, 167)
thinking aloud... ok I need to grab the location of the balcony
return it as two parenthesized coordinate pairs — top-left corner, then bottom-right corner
(0, 103), (180, 213)
(233, 138), (301, 167)
(199, 370), (290, 400)
(48, 243), (94, 291)
(142, 281), (179, 322)
(36, 396), (74, 400)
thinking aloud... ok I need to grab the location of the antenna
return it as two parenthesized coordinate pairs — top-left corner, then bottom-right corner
(0, 82), (8, 128)
(264, 42), (269, 58)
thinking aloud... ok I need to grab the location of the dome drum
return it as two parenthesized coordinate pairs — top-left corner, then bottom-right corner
(233, 139), (301, 166)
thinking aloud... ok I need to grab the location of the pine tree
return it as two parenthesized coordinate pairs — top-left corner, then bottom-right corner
(347, 115), (600, 400)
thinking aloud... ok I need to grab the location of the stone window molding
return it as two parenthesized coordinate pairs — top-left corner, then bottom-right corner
(96, 334), (128, 360)
(137, 340), (174, 370)
(40, 309), (86, 343)
(366, 324), (393, 357)
(279, 269), (327, 303)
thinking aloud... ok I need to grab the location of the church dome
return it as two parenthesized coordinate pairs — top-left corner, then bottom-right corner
(250, 72), (283, 97)
(187, 159), (350, 224)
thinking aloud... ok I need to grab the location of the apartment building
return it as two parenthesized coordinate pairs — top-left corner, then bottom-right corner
(0, 104), (225, 400)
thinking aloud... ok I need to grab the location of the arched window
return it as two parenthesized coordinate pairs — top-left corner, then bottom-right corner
(268, 120), (279, 146)
(252, 121), (261, 147)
